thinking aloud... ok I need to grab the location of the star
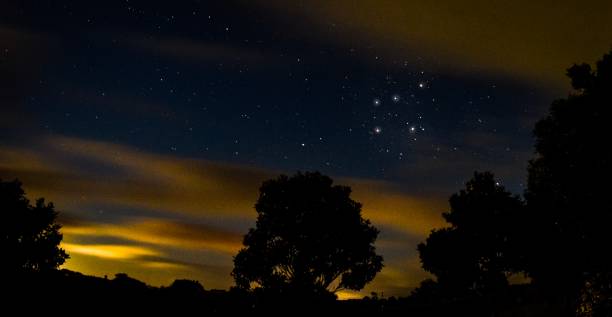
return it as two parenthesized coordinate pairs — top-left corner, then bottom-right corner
(373, 98), (381, 106)
(373, 126), (382, 134)
(392, 94), (400, 103)
(418, 82), (425, 89)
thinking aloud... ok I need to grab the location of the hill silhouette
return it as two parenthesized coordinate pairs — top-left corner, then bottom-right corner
(4, 268), (549, 316)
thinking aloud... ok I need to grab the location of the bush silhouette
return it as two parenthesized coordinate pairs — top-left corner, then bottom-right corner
(232, 171), (383, 297)
(1, 178), (68, 272)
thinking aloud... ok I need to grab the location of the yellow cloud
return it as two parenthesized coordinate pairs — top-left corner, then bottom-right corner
(62, 243), (159, 260)
(251, 0), (612, 87)
(1, 134), (445, 237)
(141, 261), (187, 270)
(62, 217), (243, 255)
(0, 134), (447, 296)
(350, 181), (446, 237)
(336, 290), (365, 300)
(1, 134), (269, 219)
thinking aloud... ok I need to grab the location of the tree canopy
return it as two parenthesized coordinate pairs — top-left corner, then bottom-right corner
(525, 50), (612, 299)
(232, 171), (383, 296)
(1, 179), (68, 272)
(415, 50), (612, 315)
(418, 172), (523, 293)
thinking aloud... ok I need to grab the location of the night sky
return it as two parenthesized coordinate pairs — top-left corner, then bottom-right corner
(1, 1), (611, 298)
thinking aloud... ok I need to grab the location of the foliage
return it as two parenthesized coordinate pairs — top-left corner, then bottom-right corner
(232, 171), (383, 296)
(525, 50), (612, 298)
(418, 172), (523, 293)
(1, 178), (68, 272)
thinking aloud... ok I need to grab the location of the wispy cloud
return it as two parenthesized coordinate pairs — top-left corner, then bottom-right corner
(0, 135), (269, 219)
(63, 243), (161, 260)
(131, 34), (268, 65)
(62, 217), (243, 255)
(250, 0), (612, 87)
(0, 134), (446, 296)
(0, 25), (60, 134)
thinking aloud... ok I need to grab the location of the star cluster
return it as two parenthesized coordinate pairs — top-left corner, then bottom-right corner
(0, 2), (539, 190)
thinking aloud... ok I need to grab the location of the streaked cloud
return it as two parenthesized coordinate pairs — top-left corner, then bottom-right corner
(62, 217), (243, 254)
(0, 134), (447, 296)
(250, 0), (612, 87)
(0, 134), (269, 219)
(0, 25), (60, 134)
(131, 35), (268, 64)
(63, 243), (160, 260)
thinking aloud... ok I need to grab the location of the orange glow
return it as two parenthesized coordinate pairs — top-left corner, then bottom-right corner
(62, 243), (159, 260)
(141, 261), (187, 270)
(0, 134), (446, 296)
(350, 181), (446, 237)
(62, 218), (243, 254)
(336, 290), (364, 300)
(253, 0), (612, 88)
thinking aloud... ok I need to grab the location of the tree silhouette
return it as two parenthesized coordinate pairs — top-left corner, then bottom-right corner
(232, 171), (383, 296)
(169, 279), (205, 293)
(524, 50), (612, 310)
(1, 179), (68, 272)
(167, 279), (206, 299)
(418, 172), (523, 294)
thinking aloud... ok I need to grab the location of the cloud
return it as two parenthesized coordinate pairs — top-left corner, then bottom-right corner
(350, 181), (447, 237)
(0, 134), (446, 233)
(63, 243), (160, 260)
(0, 134), (269, 220)
(54, 87), (181, 120)
(0, 26), (60, 134)
(0, 134), (447, 296)
(382, 132), (533, 195)
(62, 217), (243, 255)
(131, 35), (268, 65)
(250, 0), (612, 88)
(59, 216), (242, 287)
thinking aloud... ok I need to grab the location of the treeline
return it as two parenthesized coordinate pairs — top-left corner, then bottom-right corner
(412, 50), (612, 317)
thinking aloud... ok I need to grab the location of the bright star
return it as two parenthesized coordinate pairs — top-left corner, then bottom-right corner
(373, 126), (382, 134)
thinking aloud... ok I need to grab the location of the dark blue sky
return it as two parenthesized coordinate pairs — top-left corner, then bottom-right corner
(2, 0), (562, 192)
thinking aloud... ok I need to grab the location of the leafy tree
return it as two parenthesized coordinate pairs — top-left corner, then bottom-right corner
(232, 171), (383, 296)
(1, 179), (68, 272)
(418, 172), (523, 293)
(525, 50), (612, 309)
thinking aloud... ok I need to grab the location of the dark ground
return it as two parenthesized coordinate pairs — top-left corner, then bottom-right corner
(3, 269), (566, 316)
